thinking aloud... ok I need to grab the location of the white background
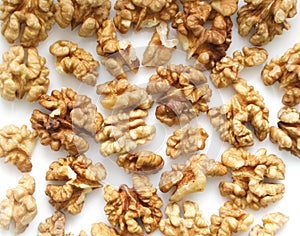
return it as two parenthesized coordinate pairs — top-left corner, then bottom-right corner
(1, 1), (300, 235)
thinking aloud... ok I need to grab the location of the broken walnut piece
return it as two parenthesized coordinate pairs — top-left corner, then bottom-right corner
(90, 222), (119, 236)
(0, 174), (37, 234)
(220, 147), (285, 210)
(237, 0), (297, 46)
(159, 154), (227, 202)
(211, 0), (238, 17)
(104, 174), (163, 236)
(159, 201), (210, 236)
(50, 40), (99, 86)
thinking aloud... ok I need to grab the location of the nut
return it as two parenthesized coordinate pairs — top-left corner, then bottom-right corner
(45, 155), (106, 215)
(219, 147), (285, 210)
(211, 0), (238, 16)
(0, 174), (37, 234)
(0, 45), (49, 102)
(90, 222), (119, 236)
(159, 201), (210, 236)
(159, 154), (227, 202)
(50, 40), (99, 86)
(104, 174), (163, 235)
(237, 0), (297, 46)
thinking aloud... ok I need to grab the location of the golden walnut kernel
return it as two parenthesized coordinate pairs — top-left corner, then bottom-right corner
(262, 43), (300, 106)
(208, 79), (269, 147)
(210, 201), (254, 235)
(219, 148), (285, 210)
(90, 222), (119, 236)
(211, 0), (238, 16)
(159, 201), (210, 236)
(104, 174), (163, 236)
(147, 64), (212, 126)
(166, 125), (208, 159)
(54, 0), (111, 37)
(95, 109), (156, 156)
(45, 155), (106, 215)
(172, 0), (232, 70)
(0, 174), (37, 234)
(237, 0), (297, 46)
(249, 212), (289, 236)
(113, 0), (178, 33)
(0, 45), (49, 102)
(0, 0), (54, 47)
(211, 47), (268, 88)
(159, 154), (227, 202)
(31, 88), (103, 155)
(96, 79), (153, 111)
(50, 40), (99, 86)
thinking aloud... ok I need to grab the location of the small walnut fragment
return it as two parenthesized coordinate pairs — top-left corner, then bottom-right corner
(249, 212), (289, 236)
(210, 201), (254, 235)
(31, 88), (103, 155)
(211, 47), (268, 88)
(45, 155), (106, 215)
(95, 109), (156, 156)
(50, 40), (99, 86)
(96, 79), (153, 111)
(211, 0), (238, 16)
(0, 45), (49, 102)
(159, 201), (210, 236)
(208, 79), (269, 147)
(54, 0), (111, 37)
(166, 125), (208, 159)
(262, 43), (300, 106)
(0, 174), (37, 234)
(90, 222), (119, 236)
(219, 148), (285, 210)
(0, 0), (54, 47)
(159, 154), (227, 202)
(237, 0), (297, 46)
(147, 64), (212, 126)
(104, 174), (163, 235)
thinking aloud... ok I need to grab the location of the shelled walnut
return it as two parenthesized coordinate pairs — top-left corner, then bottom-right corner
(96, 79), (153, 111)
(95, 109), (155, 156)
(166, 125), (208, 159)
(159, 201), (210, 236)
(89, 222), (119, 236)
(0, 46), (49, 102)
(237, 0), (297, 46)
(208, 79), (269, 147)
(0, 0), (54, 47)
(210, 201), (254, 235)
(147, 64), (212, 126)
(0, 125), (37, 172)
(31, 88), (103, 155)
(104, 174), (163, 235)
(96, 19), (140, 80)
(249, 212), (289, 236)
(172, 1), (232, 70)
(45, 155), (106, 215)
(211, 0), (238, 16)
(54, 0), (111, 37)
(211, 47), (268, 88)
(262, 43), (300, 106)
(159, 154), (227, 202)
(0, 174), (37, 234)
(50, 40), (99, 86)
(113, 0), (178, 33)
(219, 148), (285, 210)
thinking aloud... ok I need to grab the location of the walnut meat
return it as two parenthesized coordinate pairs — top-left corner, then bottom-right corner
(159, 154), (227, 202)
(31, 88), (103, 155)
(219, 148), (285, 210)
(0, 174), (37, 234)
(90, 222), (119, 236)
(54, 0), (111, 37)
(50, 40), (99, 86)
(104, 174), (163, 235)
(45, 155), (106, 215)
(237, 0), (297, 46)
(147, 64), (212, 126)
(0, 0), (54, 47)
(159, 201), (210, 236)
(0, 46), (49, 102)
(208, 79), (269, 147)
(211, 0), (238, 16)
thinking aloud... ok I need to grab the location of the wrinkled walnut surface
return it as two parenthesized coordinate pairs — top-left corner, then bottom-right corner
(90, 222), (119, 236)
